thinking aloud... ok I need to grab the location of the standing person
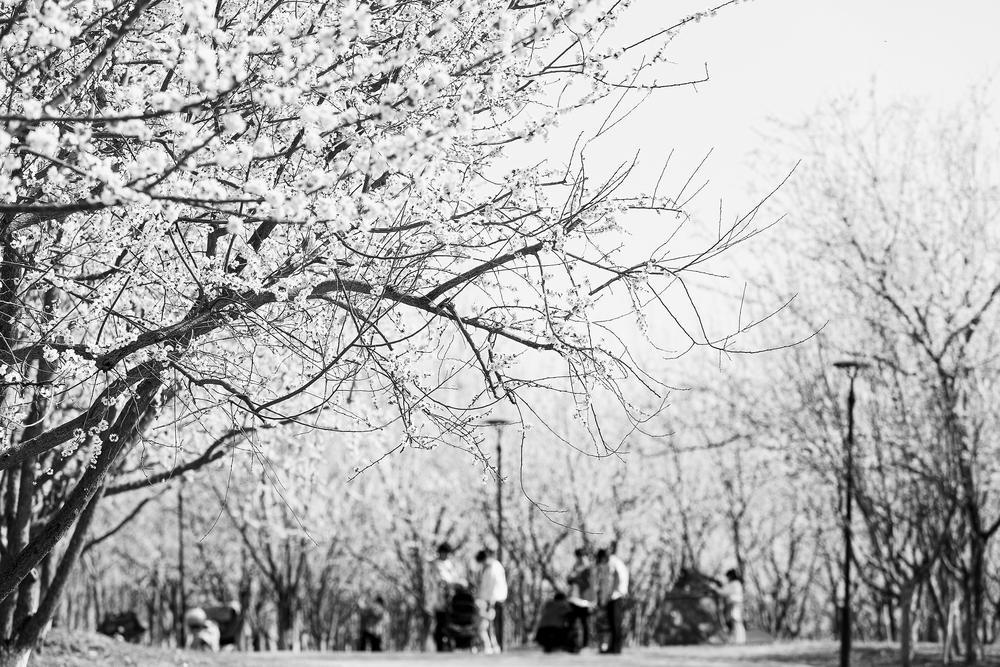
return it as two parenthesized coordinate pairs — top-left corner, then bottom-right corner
(720, 569), (747, 644)
(474, 546), (508, 653)
(566, 548), (594, 648)
(358, 595), (388, 652)
(595, 548), (629, 655)
(472, 550), (493, 653)
(568, 548), (593, 599)
(431, 542), (464, 652)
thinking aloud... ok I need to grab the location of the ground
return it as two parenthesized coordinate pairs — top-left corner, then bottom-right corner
(26, 632), (1000, 667)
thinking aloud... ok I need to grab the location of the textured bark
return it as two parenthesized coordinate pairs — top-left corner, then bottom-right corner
(276, 590), (296, 651)
(0, 378), (161, 605)
(0, 471), (21, 637)
(18, 484), (105, 651)
(900, 584), (915, 667)
(0, 646), (30, 667)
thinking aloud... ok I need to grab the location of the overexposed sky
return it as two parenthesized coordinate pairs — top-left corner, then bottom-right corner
(601, 0), (1000, 205)
(495, 1), (1000, 372)
(529, 0), (1000, 344)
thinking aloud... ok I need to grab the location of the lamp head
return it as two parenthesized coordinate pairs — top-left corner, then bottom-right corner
(833, 360), (871, 371)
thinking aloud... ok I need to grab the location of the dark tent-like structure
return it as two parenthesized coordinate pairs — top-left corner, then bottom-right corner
(654, 569), (727, 645)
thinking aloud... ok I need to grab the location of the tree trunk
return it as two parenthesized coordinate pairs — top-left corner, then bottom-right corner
(964, 538), (985, 666)
(14, 483), (105, 653)
(11, 458), (37, 629)
(971, 539), (985, 661)
(420, 609), (432, 652)
(929, 571), (958, 665)
(0, 378), (161, 605)
(276, 591), (296, 650)
(947, 595), (964, 664)
(0, 470), (22, 636)
(900, 585), (915, 667)
(0, 646), (31, 667)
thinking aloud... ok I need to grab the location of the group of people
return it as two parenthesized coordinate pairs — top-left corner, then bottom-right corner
(357, 542), (747, 655)
(536, 546), (630, 654)
(357, 542), (507, 653)
(431, 541), (508, 653)
(540, 550), (747, 653)
(430, 540), (631, 655)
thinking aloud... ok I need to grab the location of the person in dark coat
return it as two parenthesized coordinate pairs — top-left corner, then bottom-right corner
(535, 592), (573, 652)
(566, 547), (594, 647)
(359, 595), (388, 651)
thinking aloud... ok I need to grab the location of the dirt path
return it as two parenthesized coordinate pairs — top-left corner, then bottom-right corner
(202, 644), (997, 667)
(29, 634), (1000, 667)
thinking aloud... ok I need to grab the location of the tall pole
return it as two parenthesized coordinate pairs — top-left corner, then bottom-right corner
(493, 422), (505, 651)
(840, 373), (856, 667)
(483, 417), (511, 651)
(833, 360), (867, 667)
(482, 419), (511, 559)
(495, 424), (503, 563)
(178, 478), (186, 648)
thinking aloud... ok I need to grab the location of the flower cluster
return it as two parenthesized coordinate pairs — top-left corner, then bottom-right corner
(0, 0), (748, 485)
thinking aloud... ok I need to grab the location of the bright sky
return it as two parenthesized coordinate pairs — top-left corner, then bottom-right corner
(602, 0), (1000, 208)
(491, 0), (1000, 394)
(527, 0), (1000, 346)
(407, 1), (1000, 495)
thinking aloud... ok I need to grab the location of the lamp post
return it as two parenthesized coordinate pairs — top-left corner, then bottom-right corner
(483, 417), (512, 650)
(177, 477), (186, 648)
(483, 418), (513, 560)
(833, 360), (869, 667)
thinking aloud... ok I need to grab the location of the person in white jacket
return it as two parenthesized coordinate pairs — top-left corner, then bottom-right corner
(720, 569), (747, 645)
(474, 547), (508, 653)
(595, 548), (629, 654)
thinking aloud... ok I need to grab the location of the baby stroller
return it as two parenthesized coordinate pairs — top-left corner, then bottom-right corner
(535, 593), (588, 653)
(445, 587), (480, 650)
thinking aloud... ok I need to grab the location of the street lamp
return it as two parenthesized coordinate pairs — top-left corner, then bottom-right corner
(177, 477), (186, 648)
(482, 418), (513, 560)
(482, 417), (513, 650)
(832, 360), (869, 667)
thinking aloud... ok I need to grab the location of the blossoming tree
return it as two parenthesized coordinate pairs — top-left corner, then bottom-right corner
(0, 0), (757, 662)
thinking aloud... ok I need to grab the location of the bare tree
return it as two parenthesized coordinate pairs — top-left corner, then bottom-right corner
(713, 91), (1000, 662)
